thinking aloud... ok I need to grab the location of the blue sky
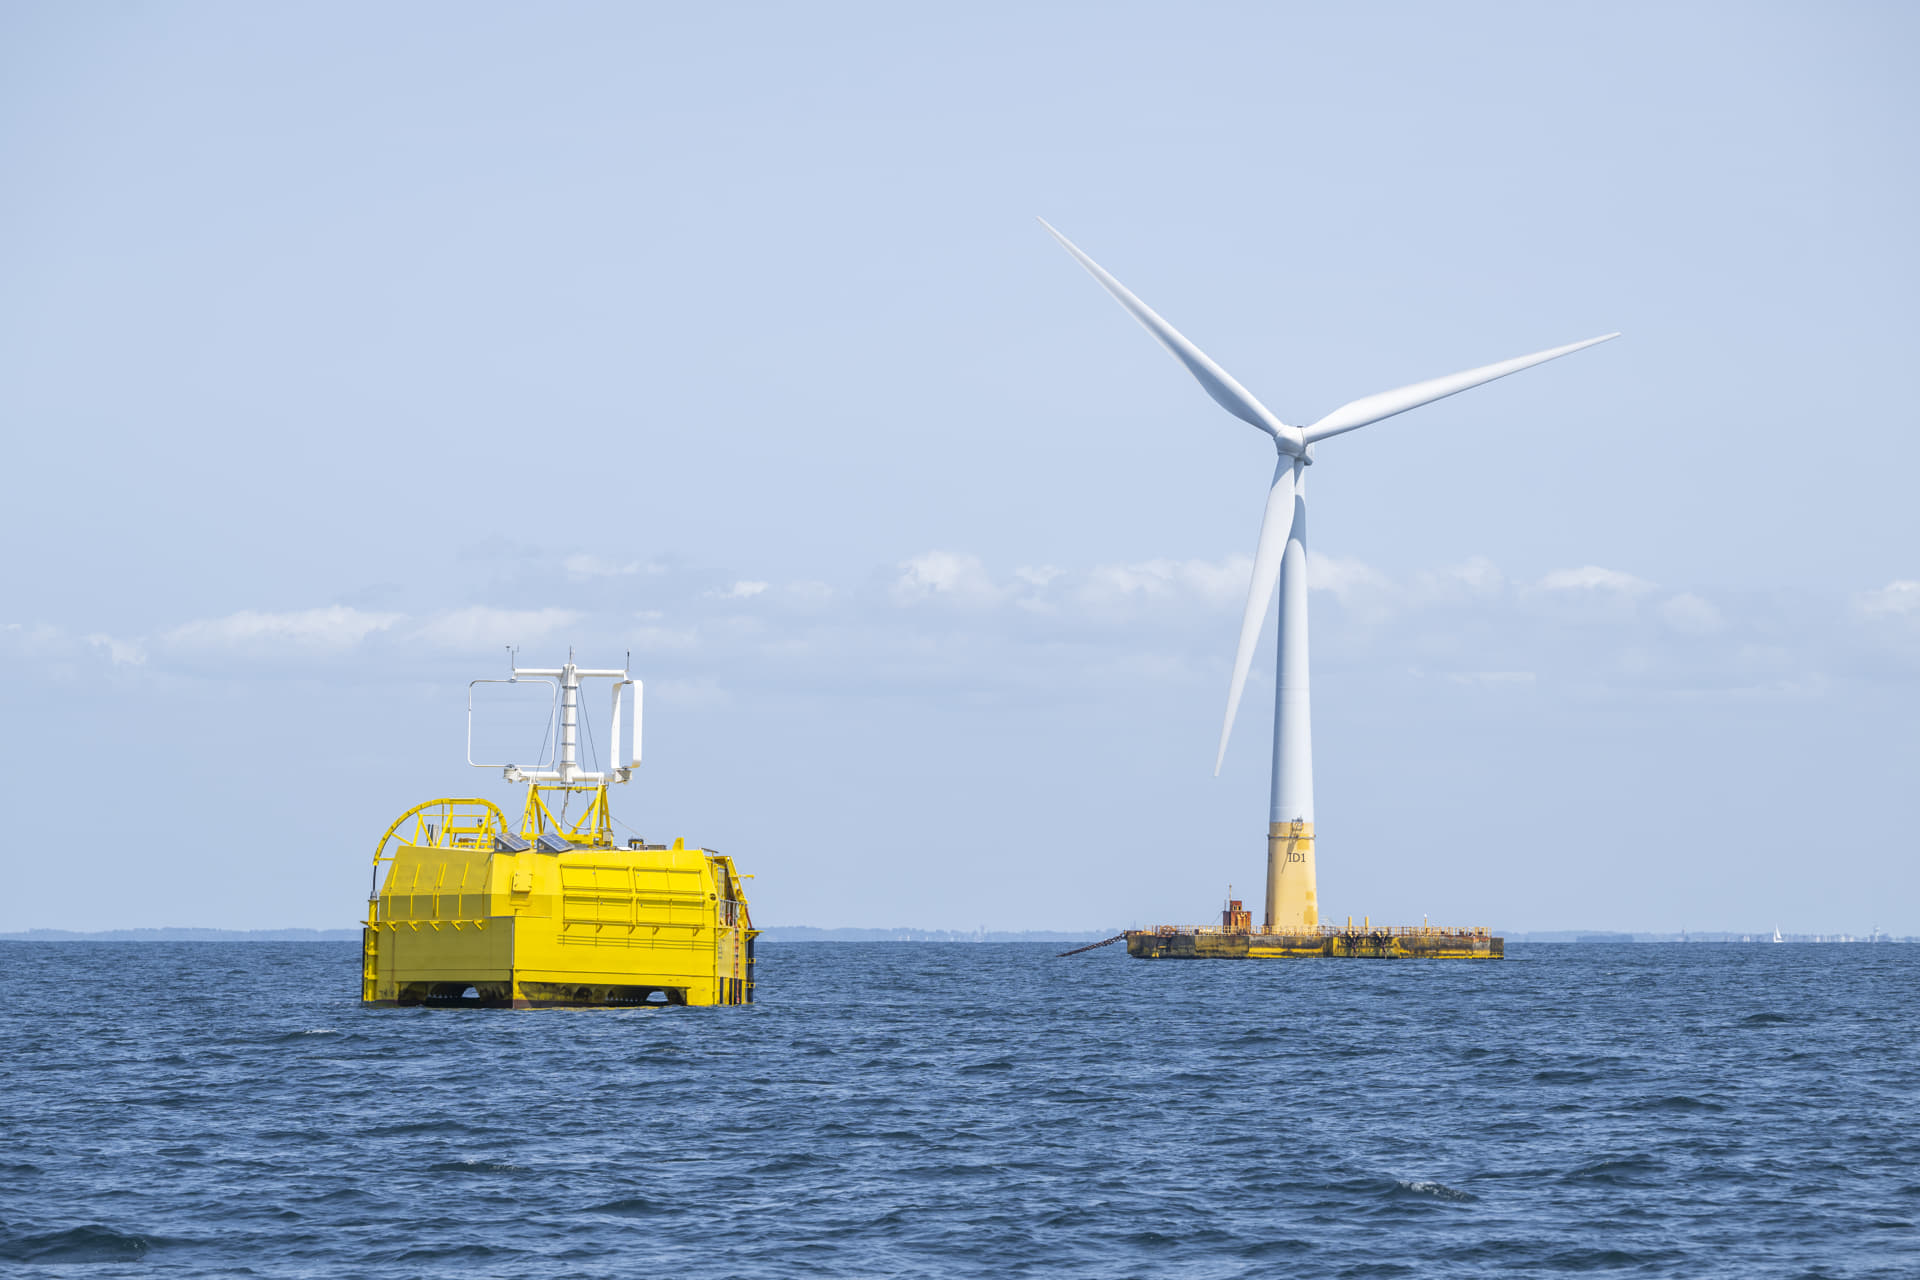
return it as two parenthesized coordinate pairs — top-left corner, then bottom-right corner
(2, 2), (1915, 933)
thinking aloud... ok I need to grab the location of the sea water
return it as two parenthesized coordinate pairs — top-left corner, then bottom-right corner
(1, 941), (1915, 1277)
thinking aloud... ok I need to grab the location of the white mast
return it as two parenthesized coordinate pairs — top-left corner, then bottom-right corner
(469, 651), (642, 786)
(1268, 456), (1315, 928)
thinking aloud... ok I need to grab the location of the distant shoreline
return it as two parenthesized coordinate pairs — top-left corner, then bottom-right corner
(1, 926), (1912, 944)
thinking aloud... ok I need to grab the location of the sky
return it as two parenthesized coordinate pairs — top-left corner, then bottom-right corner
(2, 2), (1916, 935)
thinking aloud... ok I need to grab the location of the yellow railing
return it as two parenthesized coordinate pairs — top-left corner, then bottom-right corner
(368, 798), (511, 897)
(519, 784), (615, 846)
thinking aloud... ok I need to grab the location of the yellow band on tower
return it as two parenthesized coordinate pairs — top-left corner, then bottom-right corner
(1265, 820), (1319, 931)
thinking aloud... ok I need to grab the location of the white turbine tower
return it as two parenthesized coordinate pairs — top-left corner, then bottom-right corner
(1043, 220), (1616, 932)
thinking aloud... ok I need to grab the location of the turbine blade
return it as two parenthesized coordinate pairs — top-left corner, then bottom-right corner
(1040, 219), (1285, 442)
(1216, 459), (1295, 775)
(1302, 332), (1619, 444)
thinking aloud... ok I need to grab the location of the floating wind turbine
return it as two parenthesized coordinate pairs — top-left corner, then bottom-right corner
(1042, 219), (1616, 931)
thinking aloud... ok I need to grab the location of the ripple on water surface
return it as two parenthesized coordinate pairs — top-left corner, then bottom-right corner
(2, 941), (1918, 1277)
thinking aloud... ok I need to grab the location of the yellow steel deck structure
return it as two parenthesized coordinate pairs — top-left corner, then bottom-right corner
(361, 789), (757, 1008)
(1125, 920), (1501, 960)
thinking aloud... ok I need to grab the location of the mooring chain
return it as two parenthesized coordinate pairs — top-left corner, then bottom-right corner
(1057, 933), (1127, 958)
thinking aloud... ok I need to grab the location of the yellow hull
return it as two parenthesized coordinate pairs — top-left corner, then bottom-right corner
(362, 834), (756, 1008)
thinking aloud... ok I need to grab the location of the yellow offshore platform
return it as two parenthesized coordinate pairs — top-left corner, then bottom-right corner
(361, 654), (756, 1008)
(1122, 896), (1501, 960)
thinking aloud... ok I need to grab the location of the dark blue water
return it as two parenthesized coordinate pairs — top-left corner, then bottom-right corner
(2, 943), (1916, 1277)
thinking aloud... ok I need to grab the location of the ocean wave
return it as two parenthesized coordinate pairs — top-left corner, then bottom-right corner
(426, 1159), (531, 1175)
(585, 1197), (673, 1217)
(1560, 1154), (1667, 1185)
(0, 1224), (155, 1264)
(1389, 1178), (1477, 1203)
(1627, 1094), (1725, 1112)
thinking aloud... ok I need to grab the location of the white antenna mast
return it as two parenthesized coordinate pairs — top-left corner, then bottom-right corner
(468, 653), (642, 784)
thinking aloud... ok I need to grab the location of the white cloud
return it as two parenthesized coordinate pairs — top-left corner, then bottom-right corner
(166, 606), (402, 653)
(892, 551), (1002, 607)
(1419, 555), (1505, 599)
(1860, 580), (1920, 618)
(1540, 565), (1654, 594)
(413, 607), (580, 651)
(1452, 556), (1505, 595)
(564, 554), (657, 580)
(1081, 561), (1175, 603)
(710, 580), (769, 600)
(1308, 552), (1395, 609)
(0, 622), (67, 657)
(1014, 565), (1063, 590)
(1079, 555), (1250, 610)
(1659, 593), (1724, 635)
(85, 633), (147, 666)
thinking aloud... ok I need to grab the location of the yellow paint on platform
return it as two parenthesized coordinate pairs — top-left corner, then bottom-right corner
(1265, 820), (1318, 930)
(1126, 925), (1502, 960)
(360, 793), (756, 1007)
